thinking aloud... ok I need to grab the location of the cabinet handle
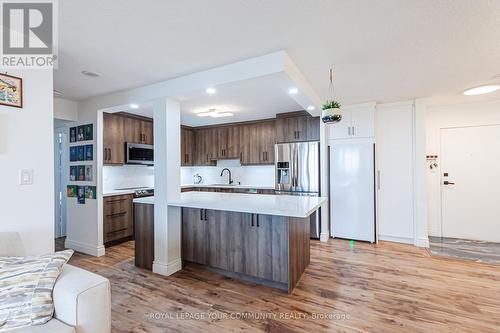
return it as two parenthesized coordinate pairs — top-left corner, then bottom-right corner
(352, 126), (355, 136)
(240, 152), (242, 161)
(200, 209), (204, 221)
(251, 214), (254, 227)
(109, 148), (112, 161)
(297, 131), (300, 139)
(348, 127), (351, 136)
(204, 209), (208, 221)
(256, 215), (260, 227)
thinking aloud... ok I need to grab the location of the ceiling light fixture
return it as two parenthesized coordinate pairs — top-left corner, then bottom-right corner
(206, 87), (216, 94)
(81, 70), (101, 78)
(196, 108), (233, 118)
(288, 87), (298, 94)
(129, 103), (139, 109)
(463, 85), (500, 96)
(307, 106), (315, 111)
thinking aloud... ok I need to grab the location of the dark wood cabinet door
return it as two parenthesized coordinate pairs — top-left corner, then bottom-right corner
(134, 203), (154, 270)
(225, 125), (240, 158)
(239, 124), (251, 164)
(194, 128), (217, 166)
(103, 112), (125, 165)
(216, 127), (227, 159)
(103, 194), (133, 244)
(207, 210), (234, 270)
(123, 116), (142, 144)
(306, 116), (320, 141)
(141, 120), (153, 144)
(243, 213), (259, 276)
(260, 120), (276, 164)
(181, 127), (194, 166)
(181, 208), (207, 264)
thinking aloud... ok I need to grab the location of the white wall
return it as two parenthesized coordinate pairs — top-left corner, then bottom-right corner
(426, 99), (500, 236)
(103, 165), (154, 192)
(181, 160), (274, 187)
(0, 69), (54, 255)
(54, 97), (78, 121)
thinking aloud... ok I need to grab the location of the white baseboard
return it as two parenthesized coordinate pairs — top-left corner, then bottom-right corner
(65, 239), (105, 257)
(378, 235), (414, 245)
(415, 237), (430, 248)
(319, 232), (330, 242)
(153, 258), (182, 276)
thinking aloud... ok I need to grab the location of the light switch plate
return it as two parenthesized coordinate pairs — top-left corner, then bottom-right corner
(19, 169), (34, 185)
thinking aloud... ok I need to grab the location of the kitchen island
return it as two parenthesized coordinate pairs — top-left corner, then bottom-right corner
(134, 192), (326, 293)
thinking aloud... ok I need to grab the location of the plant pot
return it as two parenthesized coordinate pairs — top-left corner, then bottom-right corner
(321, 107), (342, 123)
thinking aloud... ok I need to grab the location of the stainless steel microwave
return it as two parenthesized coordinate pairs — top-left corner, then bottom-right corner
(126, 143), (154, 165)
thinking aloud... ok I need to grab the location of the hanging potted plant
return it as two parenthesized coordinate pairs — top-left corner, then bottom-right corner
(322, 99), (342, 123)
(321, 67), (342, 124)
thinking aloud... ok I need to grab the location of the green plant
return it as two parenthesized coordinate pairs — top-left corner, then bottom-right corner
(322, 100), (341, 110)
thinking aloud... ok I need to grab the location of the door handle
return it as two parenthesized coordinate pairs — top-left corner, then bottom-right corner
(443, 181), (455, 185)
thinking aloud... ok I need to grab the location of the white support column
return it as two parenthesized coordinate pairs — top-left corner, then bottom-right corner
(319, 120), (330, 242)
(153, 98), (182, 275)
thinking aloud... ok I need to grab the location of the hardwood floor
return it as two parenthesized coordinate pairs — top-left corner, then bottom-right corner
(67, 239), (500, 333)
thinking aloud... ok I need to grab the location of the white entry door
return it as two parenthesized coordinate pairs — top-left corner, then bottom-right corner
(441, 125), (500, 242)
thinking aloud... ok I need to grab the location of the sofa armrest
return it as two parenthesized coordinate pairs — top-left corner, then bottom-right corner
(53, 264), (111, 333)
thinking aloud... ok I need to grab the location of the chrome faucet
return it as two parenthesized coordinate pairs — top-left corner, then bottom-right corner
(220, 168), (233, 185)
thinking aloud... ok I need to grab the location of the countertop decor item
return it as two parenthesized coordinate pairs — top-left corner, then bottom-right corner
(321, 67), (342, 124)
(0, 73), (23, 108)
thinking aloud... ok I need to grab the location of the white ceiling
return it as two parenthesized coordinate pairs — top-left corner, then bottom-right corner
(56, 0), (500, 106)
(113, 73), (305, 126)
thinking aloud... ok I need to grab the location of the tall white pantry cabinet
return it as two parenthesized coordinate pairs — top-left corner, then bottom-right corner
(328, 101), (418, 245)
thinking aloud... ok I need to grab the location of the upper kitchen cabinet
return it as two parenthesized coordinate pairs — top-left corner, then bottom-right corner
(193, 127), (217, 166)
(216, 126), (240, 159)
(328, 104), (375, 140)
(104, 112), (154, 165)
(248, 120), (276, 165)
(181, 126), (194, 166)
(276, 112), (320, 143)
(103, 112), (125, 165)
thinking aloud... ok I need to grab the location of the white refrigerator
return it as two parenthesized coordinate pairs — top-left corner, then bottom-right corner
(329, 138), (376, 242)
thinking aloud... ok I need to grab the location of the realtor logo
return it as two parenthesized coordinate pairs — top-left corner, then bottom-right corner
(0, 0), (58, 68)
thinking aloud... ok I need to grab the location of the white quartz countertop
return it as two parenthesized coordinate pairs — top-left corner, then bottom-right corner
(134, 192), (327, 218)
(181, 184), (275, 190)
(103, 187), (153, 197)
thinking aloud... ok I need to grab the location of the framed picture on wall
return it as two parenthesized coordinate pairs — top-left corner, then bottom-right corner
(85, 144), (93, 161)
(70, 146), (77, 161)
(84, 124), (93, 141)
(77, 125), (85, 141)
(77, 166), (85, 181)
(77, 186), (85, 204)
(0, 73), (23, 108)
(67, 185), (77, 197)
(85, 186), (96, 199)
(70, 166), (77, 181)
(85, 165), (93, 181)
(77, 146), (84, 161)
(70, 127), (77, 143)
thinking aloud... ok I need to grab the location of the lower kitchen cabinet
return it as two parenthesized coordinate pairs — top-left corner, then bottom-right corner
(181, 208), (291, 288)
(103, 194), (134, 245)
(134, 203), (154, 270)
(181, 208), (208, 264)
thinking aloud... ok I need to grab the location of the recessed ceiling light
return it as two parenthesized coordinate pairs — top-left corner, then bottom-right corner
(307, 106), (315, 111)
(288, 88), (298, 94)
(463, 85), (500, 96)
(129, 103), (139, 109)
(81, 70), (101, 78)
(206, 87), (216, 94)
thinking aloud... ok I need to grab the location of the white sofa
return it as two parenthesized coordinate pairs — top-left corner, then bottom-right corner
(0, 233), (111, 333)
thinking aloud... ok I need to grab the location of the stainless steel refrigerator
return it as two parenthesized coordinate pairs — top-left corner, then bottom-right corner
(275, 141), (320, 238)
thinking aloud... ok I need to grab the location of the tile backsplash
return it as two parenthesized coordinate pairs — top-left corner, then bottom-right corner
(181, 159), (275, 187)
(103, 165), (154, 192)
